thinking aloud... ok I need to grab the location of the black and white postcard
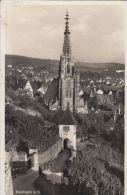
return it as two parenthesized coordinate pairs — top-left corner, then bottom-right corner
(0, 1), (126, 195)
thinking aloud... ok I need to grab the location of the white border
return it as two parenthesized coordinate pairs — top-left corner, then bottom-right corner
(0, 1), (126, 195)
(124, 3), (127, 195)
(0, 1), (5, 195)
(1, 0), (127, 6)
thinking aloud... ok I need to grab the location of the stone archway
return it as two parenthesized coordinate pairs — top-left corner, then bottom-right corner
(63, 138), (70, 150)
(27, 159), (32, 169)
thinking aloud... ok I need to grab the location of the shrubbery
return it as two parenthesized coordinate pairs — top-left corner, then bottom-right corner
(65, 144), (124, 195)
(5, 105), (59, 152)
(75, 112), (124, 153)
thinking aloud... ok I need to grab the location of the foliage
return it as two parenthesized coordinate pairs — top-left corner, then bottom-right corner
(5, 124), (19, 152)
(5, 105), (59, 152)
(65, 142), (124, 195)
(76, 112), (124, 153)
(111, 115), (124, 153)
(63, 112), (124, 194)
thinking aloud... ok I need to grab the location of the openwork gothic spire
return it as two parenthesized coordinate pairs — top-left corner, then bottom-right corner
(63, 10), (71, 56)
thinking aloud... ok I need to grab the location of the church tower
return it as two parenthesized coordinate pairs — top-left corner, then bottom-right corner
(59, 11), (80, 112)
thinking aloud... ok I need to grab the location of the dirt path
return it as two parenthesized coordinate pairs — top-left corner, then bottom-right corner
(14, 106), (41, 117)
(13, 169), (40, 195)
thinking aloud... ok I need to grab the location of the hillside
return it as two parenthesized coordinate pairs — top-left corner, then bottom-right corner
(5, 54), (125, 74)
(5, 54), (59, 74)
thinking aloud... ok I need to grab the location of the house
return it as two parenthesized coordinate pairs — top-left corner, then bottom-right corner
(106, 80), (111, 85)
(77, 99), (88, 114)
(90, 89), (95, 97)
(36, 86), (47, 96)
(96, 94), (114, 109)
(5, 95), (13, 105)
(96, 89), (104, 95)
(109, 91), (113, 95)
(24, 80), (33, 97)
(17, 79), (33, 97)
(79, 90), (84, 96)
(49, 101), (59, 111)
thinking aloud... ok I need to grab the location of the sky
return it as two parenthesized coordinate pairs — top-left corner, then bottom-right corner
(5, 4), (125, 63)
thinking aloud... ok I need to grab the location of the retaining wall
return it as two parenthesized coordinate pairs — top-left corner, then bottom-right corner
(38, 139), (63, 166)
(5, 152), (14, 195)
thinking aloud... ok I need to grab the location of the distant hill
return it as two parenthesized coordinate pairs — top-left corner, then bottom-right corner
(5, 54), (59, 74)
(76, 62), (125, 72)
(5, 54), (125, 74)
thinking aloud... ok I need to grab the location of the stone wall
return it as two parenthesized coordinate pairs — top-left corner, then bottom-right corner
(28, 149), (39, 170)
(5, 152), (14, 195)
(38, 139), (62, 166)
(42, 170), (63, 184)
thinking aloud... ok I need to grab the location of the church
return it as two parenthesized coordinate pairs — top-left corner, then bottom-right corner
(58, 11), (80, 112)
(43, 11), (89, 152)
(43, 11), (87, 114)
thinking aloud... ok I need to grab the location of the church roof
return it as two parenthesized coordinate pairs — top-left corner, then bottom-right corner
(43, 78), (59, 104)
(59, 107), (76, 125)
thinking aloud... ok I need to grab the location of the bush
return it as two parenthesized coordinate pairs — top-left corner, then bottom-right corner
(5, 105), (59, 152)
(65, 142), (124, 195)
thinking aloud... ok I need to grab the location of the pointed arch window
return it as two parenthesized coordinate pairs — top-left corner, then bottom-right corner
(69, 89), (71, 98)
(66, 90), (68, 97)
(65, 89), (72, 98)
(67, 63), (70, 73)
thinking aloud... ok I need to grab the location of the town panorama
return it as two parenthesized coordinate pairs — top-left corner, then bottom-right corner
(5, 10), (124, 195)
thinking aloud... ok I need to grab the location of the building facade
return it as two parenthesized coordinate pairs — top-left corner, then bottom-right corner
(59, 106), (77, 151)
(58, 11), (80, 112)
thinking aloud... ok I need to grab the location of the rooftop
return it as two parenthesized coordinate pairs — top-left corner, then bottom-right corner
(43, 78), (59, 104)
(59, 107), (77, 125)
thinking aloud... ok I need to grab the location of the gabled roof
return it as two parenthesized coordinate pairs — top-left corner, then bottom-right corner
(59, 107), (76, 125)
(43, 78), (59, 104)
(24, 80), (33, 91)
